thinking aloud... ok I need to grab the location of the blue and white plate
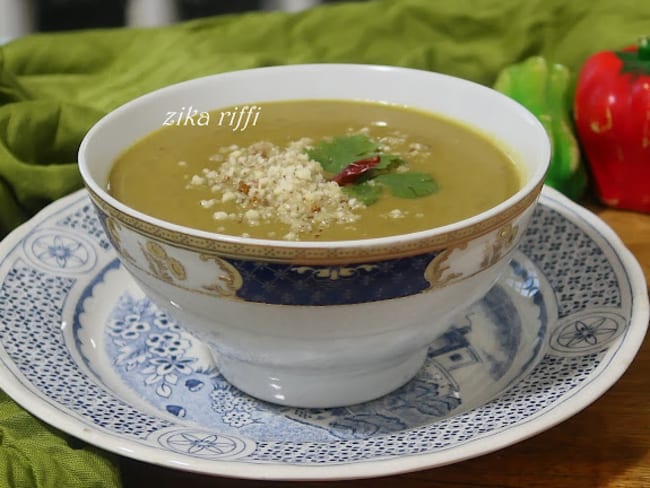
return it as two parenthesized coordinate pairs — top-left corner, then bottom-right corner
(0, 187), (647, 480)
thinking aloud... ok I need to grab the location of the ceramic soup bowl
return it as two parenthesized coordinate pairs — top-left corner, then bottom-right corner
(78, 64), (550, 408)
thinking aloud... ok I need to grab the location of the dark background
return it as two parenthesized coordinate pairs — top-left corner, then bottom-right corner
(33, 0), (348, 31)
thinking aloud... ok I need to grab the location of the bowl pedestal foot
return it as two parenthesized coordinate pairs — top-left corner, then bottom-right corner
(216, 347), (430, 408)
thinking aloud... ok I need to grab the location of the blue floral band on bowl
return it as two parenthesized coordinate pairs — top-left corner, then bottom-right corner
(223, 253), (439, 305)
(89, 191), (526, 307)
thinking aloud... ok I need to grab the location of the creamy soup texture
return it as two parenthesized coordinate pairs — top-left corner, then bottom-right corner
(108, 100), (521, 241)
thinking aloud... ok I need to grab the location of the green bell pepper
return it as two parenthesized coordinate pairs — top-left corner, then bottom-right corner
(493, 56), (587, 200)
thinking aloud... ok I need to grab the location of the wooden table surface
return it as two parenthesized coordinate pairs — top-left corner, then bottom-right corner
(120, 199), (650, 488)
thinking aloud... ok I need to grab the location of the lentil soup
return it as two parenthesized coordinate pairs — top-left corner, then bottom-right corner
(108, 100), (521, 241)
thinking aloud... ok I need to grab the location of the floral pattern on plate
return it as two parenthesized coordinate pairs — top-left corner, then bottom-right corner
(94, 256), (544, 442)
(0, 187), (646, 479)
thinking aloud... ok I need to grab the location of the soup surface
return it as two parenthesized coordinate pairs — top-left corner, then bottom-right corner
(108, 100), (521, 241)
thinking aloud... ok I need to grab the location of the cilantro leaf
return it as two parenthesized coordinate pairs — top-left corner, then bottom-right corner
(375, 153), (404, 170)
(306, 134), (379, 174)
(307, 133), (438, 206)
(374, 172), (439, 198)
(343, 181), (383, 206)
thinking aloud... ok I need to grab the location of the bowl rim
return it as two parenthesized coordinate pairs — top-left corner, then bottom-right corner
(78, 63), (550, 263)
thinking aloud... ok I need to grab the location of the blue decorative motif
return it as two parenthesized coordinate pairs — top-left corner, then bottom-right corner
(558, 319), (612, 348)
(550, 311), (626, 354)
(99, 260), (541, 442)
(157, 430), (250, 459)
(57, 203), (112, 250)
(287, 372), (461, 440)
(427, 325), (479, 370)
(476, 284), (522, 379)
(0, 263), (173, 437)
(251, 353), (604, 464)
(518, 206), (621, 318)
(107, 294), (199, 399)
(210, 381), (266, 429)
(166, 405), (186, 417)
(227, 252), (438, 305)
(25, 231), (95, 271)
(185, 378), (205, 392)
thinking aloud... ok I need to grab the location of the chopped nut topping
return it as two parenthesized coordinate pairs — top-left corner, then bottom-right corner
(188, 138), (365, 239)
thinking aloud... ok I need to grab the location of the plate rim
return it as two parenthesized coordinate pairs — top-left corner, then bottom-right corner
(0, 186), (647, 480)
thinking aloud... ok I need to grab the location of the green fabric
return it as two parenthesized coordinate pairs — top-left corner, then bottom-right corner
(1, 0), (649, 240)
(0, 391), (121, 488)
(0, 0), (647, 486)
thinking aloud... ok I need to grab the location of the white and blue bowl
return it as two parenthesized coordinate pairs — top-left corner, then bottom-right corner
(78, 64), (550, 408)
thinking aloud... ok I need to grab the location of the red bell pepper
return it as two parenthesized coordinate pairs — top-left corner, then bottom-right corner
(574, 37), (650, 212)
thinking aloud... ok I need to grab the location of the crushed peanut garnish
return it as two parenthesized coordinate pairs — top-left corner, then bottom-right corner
(187, 138), (365, 240)
(185, 130), (434, 240)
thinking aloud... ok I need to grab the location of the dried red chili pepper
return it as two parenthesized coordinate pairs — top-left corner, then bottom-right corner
(574, 37), (650, 212)
(332, 155), (380, 185)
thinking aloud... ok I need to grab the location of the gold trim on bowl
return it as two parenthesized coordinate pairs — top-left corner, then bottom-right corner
(87, 183), (542, 265)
